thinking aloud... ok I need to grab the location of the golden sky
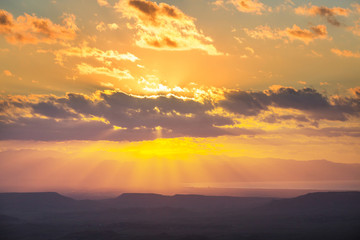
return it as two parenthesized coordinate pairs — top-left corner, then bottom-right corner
(0, 0), (360, 193)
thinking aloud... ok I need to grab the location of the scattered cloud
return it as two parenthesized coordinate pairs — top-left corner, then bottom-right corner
(295, 4), (350, 26)
(77, 63), (134, 80)
(97, 0), (110, 7)
(245, 46), (254, 54)
(49, 45), (139, 65)
(108, 23), (120, 30)
(308, 50), (323, 58)
(212, 0), (226, 9)
(96, 21), (107, 32)
(234, 36), (244, 44)
(244, 25), (281, 40)
(285, 25), (329, 44)
(229, 0), (271, 15)
(3, 70), (13, 77)
(274, 0), (295, 12)
(331, 48), (360, 58)
(352, 3), (360, 14)
(348, 19), (360, 36)
(96, 22), (120, 32)
(0, 9), (78, 45)
(115, 0), (224, 55)
(244, 24), (330, 44)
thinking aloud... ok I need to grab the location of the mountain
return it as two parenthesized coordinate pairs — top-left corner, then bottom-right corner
(0, 192), (103, 220)
(0, 191), (360, 240)
(102, 193), (273, 212)
(259, 191), (360, 215)
(0, 192), (76, 212)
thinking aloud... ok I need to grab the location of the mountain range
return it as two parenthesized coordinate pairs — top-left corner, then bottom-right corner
(0, 191), (360, 240)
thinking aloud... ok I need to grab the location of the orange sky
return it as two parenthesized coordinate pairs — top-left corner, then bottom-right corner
(0, 0), (360, 193)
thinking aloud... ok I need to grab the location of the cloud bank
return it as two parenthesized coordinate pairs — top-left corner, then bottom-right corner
(1, 86), (359, 141)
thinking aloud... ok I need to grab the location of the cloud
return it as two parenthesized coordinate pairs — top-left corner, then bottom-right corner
(244, 24), (329, 44)
(96, 22), (119, 32)
(77, 63), (134, 80)
(1, 87), (359, 141)
(96, 21), (106, 32)
(331, 48), (360, 58)
(244, 25), (281, 40)
(212, 0), (225, 9)
(219, 86), (360, 121)
(308, 50), (323, 58)
(263, 113), (310, 124)
(108, 23), (120, 30)
(31, 101), (78, 119)
(0, 91), (233, 140)
(285, 127), (360, 138)
(97, 0), (110, 7)
(352, 3), (360, 14)
(49, 45), (138, 65)
(0, 9), (77, 45)
(3, 70), (13, 77)
(229, 0), (270, 15)
(115, 0), (223, 55)
(295, 4), (350, 26)
(348, 19), (360, 36)
(285, 24), (329, 44)
(350, 87), (360, 98)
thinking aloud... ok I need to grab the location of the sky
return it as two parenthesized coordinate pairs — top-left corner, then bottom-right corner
(0, 0), (360, 193)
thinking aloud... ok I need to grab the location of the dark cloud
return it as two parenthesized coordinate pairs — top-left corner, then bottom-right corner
(295, 5), (350, 27)
(0, 10), (13, 26)
(219, 87), (360, 121)
(129, 0), (158, 19)
(219, 91), (269, 116)
(262, 114), (310, 124)
(267, 87), (329, 110)
(316, 7), (342, 26)
(1, 88), (359, 141)
(284, 127), (360, 138)
(128, 0), (182, 21)
(0, 91), (232, 141)
(31, 101), (77, 119)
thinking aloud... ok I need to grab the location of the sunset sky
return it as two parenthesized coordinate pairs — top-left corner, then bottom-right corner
(1, 0), (360, 193)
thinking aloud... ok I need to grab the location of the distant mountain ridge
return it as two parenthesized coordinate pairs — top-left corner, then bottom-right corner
(103, 193), (273, 211)
(259, 191), (360, 215)
(1, 191), (360, 217)
(1, 191), (360, 240)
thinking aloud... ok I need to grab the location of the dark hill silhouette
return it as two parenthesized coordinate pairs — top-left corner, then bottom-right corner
(103, 193), (273, 212)
(0, 192), (102, 220)
(259, 191), (360, 215)
(0, 192), (75, 212)
(0, 191), (360, 240)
